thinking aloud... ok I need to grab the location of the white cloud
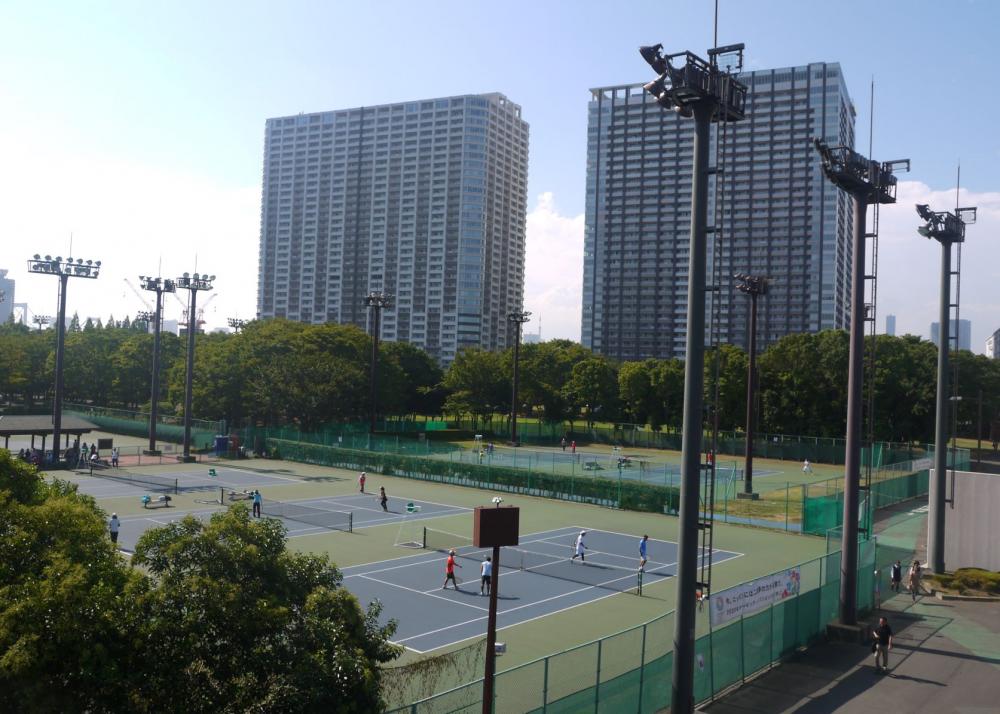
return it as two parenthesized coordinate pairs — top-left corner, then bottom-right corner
(0, 124), (260, 330)
(523, 192), (585, 342)
(877, 180), (1000, 352)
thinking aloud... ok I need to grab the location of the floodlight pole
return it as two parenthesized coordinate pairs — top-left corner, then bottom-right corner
(814, 140), (907, 626)
(176, 273), (214, 462)
(27, 255), (101, 465)
(140, 277), (175, 455)
(736, 274), (766, 497)
(507, 311), (531, 446)
(917, 204), (973, 573)
(365, 292), (393, 435)
(639, 41), (748, 714)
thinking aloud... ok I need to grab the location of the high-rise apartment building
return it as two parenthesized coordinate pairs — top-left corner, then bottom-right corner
(986, 328), (1000, 359)
(257, 93), (529, 364)
(582, 62), (855, 360)
(885, 314), (896, 336)
(931, 319), (971, 351)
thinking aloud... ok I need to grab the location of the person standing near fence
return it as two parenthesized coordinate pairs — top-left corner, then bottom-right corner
(111, 447), (119, 468)
(890, 560), (902, 593)
(252, 489), (262, 518)
(109, 513), (120, 545)
(908, 560), (922, 601)
(872, 616), (893, 673)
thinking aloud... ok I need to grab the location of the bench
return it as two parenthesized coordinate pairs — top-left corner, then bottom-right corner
(583, 461), (604, 471)
(142, 494), (173, 509)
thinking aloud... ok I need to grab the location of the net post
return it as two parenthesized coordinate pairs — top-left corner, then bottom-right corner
(174, 478), (178, 495)
(422, 526), (427, 549)
(348, 512), (353, 533)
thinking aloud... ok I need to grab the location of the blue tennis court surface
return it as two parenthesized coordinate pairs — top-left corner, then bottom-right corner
(110, 493), (471, 552)
(342, 527), (743, 653)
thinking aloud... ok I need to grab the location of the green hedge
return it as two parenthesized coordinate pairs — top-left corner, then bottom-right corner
(268, 439), (679, 514)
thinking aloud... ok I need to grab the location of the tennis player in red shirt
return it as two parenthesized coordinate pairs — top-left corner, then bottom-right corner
(442, 549), (462, 590)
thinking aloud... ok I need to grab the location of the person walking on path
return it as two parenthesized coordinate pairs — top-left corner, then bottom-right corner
(252, 489), (262, 518)
(638, 534), (649, 572)
(802, 459), (813, 473)
(443, 549), (462, 590)
(872, 616), (893, 673)
(379, 486), (389, 512)
(109, 513), (120, 545)
(890, 560), (902, 593)
(561, 437), (567, 451)
(571, 531), (588, 563)
(908, 559), (922, 601)
(358, 472), (366, 493)
(480, 556), (492, 596)
(111, 447), (119, 468)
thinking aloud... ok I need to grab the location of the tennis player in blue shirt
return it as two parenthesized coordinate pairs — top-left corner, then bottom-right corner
(638, 535), (649, 572)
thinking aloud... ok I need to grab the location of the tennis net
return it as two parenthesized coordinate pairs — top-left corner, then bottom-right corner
(89, 463), (178, 493)
(261, 498), (353, 533)
(422, 528), (655, 594)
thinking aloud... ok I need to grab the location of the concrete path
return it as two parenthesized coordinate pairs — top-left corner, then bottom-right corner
(700, 498), (1000, 713)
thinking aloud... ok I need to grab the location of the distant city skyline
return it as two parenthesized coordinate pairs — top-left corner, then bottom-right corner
(931, 319), (972, 352)
(2, 1), (999, 353)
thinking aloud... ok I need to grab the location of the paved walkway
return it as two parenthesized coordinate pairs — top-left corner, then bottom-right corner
(700, 498), (1000, 713)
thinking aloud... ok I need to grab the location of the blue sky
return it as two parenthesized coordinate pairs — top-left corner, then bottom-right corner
(2, 0), (999, 347)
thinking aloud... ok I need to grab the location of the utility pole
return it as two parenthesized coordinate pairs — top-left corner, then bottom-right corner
(640, 41), (747, 714)
(814, 140), (908, 627)
(27, 254), (101, 465)
(916, 203), (976, 572)
(364, 291), (394, 435)
(139, 276), (176, 456)
(507, 310), (531, 446)
(735, 273), (767, 499)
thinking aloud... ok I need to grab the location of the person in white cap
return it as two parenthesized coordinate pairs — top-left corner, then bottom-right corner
(109, 513), (120, 545)
(571, 530), (588, 563)
(358, 471), (366, 493)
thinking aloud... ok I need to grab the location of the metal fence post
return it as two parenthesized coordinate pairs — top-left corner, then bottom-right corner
(542, 655), (549, 713)
(594, 639), (602, 711)
(785, 483), (790, 531)
(638, 624), (647, 713)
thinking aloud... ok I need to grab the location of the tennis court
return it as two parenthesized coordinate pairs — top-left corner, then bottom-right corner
(69, 463), (305, 500)
(342, 526), (742, 653)
(108, 492), (471, 552)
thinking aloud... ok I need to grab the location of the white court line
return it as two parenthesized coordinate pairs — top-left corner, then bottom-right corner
(569, 524), (746, 560)
(356, 574), (488, 612)
(396, 562), (673, 645)
(343, 529), (584, 579)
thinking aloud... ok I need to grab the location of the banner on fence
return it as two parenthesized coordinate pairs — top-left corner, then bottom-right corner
(710, 567), (801, 627)
(912, 457), (932, 471)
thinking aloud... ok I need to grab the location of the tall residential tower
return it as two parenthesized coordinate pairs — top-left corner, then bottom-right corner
(582, 62), (855, 359)
(257, 93), (529, 363)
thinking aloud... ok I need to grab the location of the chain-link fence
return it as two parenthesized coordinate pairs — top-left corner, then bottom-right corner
(64, 402), (223, 450)
(387, 539), (890, 713)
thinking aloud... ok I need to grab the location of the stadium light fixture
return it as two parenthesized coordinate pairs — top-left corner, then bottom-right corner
(26, 253), (101, 466)
(175, 271), (215, 461)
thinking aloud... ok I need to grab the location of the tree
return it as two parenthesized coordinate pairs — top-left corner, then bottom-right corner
(0, 451), (137, 711)
(68, 311), (81, 332)
(129, 506), (400, 712)
(563, 356), (619, 426)
(516, 340), (591, 423)
(442, 347), (508, 426)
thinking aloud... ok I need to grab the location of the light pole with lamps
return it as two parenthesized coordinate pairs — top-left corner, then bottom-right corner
(507, 310), (531, 446)
(27, 254), (101, 465)
(139, 276), (176, 456)
(175, 272), (214, 462)
(735, 273), (767, 499)
(364, 291), (394, 435)
(918, 202), (976, 572)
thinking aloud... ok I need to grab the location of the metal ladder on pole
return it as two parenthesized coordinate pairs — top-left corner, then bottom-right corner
(860, 196), (881, 541)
